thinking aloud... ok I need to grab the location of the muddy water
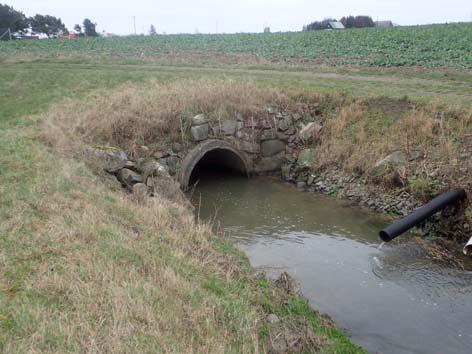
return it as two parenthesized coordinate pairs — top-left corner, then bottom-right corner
(193, 175), (472, 354)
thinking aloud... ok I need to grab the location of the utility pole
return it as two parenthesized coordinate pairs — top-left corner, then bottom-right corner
(133, 16), (137, 35)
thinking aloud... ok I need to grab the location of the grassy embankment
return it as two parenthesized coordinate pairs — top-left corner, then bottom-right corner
(0, 58), (369, 352)
(1, 25), (472, 352)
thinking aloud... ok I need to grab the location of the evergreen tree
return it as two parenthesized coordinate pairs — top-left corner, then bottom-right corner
(83, 18), (98, 36)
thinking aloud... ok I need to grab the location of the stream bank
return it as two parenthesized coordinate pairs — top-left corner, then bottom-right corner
(192, 175), (472, 354)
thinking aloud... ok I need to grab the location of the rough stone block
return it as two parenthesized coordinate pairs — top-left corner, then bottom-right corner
(221, 119), (238, 136)
(191, 124), (209, 141)
(191, 114), (207, 126)
(254, 156), (284, 173)
(117, 168), (143, 187)
(261, 139), (286, 157)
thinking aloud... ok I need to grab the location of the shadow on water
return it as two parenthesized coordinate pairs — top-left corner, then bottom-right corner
(191, 175), (472, 354)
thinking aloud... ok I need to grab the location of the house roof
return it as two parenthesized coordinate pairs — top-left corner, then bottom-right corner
(328, 21), (345, 29)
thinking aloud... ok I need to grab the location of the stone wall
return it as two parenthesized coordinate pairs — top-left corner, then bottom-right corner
(91, 108), (469, 244)
(89, 107), (322, 198)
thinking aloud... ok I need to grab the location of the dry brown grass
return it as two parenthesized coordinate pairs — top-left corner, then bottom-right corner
(24, 78), (347, 353)
(0, 151), (266, 353)
(44, 79), (290, 158)
(315, 98), (472, 192)
(44, 77), (472, 194)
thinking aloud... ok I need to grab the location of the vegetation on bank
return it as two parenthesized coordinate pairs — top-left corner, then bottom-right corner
(0, 62), (369, 352)
(1, 22), (472, 68)
(46, 77), (472, 240)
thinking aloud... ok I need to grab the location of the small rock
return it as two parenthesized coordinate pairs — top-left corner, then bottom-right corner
(307, 175), (315, 185)
(297, 149), (315, 169)
(211, 126), (221, 136)
(132, 183), (148, 198)
(260, 129), (277, 141)
(267, 314), (280, 324)
(172, 143), (184, 153)
(139, 145), (150, 154)
(102, 150), (128, 174)
(136, 159), (167, 180)
(278, 116), (292, 131)
(154, 151), (170, 159)
(297, 181), (306, 189)
(146, 177), (155, 188)
(191, 124), (209, 141)
(191, 114), (207, 126)
(286, 127), (296, 136)
(165, 155), (179, 175)
(117, 168), (143, 187)
(125, 160), (136, 169)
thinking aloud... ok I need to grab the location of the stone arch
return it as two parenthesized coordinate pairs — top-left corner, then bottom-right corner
(178, 139), (250, 189)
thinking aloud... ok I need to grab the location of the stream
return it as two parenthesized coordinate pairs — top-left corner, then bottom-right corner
(192, 175), (472, 354)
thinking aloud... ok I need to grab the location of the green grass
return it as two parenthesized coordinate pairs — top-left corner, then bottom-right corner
(1, 23), (472, 68)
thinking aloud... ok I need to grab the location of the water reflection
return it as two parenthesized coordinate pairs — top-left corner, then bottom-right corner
(193, 175), (472, 354)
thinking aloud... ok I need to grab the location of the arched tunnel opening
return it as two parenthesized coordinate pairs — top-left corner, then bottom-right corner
(189, 148), (248, 186)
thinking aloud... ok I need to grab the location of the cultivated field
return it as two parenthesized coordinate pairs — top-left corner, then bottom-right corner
(1, 24), (471, 353)
(1, 23), (472, 68)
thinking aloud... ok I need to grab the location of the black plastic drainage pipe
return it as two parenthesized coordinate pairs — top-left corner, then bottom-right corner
(379, 188), (467, 242)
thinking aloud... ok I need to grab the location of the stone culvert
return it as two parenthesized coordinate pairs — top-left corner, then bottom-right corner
(96, 109), (321, 194)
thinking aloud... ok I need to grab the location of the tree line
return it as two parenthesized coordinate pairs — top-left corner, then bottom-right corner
(303, 15), (375, 31)
(0, 3), (98, 39)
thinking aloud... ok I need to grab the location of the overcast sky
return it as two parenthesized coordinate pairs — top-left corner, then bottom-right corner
(8, 0), (472, 35)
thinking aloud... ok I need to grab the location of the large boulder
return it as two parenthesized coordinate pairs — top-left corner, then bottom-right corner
(261, 139), (286, 157)
(299, 122), (322, 143)
(117, 168), (143, 187)
(191, 124), (209, 141)
(297, 149), (315, 169)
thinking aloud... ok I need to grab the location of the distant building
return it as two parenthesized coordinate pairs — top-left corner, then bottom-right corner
(375, 21), (394, 28)
(264, 27), (271, 33)
(327, 21), (345, 30)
